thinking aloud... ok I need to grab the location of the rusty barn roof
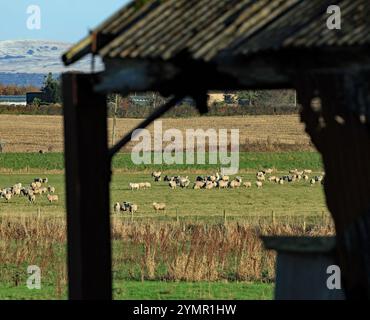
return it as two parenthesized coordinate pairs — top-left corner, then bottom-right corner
(63, 0), (370, 66)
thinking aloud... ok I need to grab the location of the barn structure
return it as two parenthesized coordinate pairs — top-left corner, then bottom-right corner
(62, 0), (370, 299)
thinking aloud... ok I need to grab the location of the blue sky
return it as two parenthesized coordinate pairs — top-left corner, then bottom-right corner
(0, 0), (130, 43)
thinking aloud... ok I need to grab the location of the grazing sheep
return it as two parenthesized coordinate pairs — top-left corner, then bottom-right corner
(257, 175), (265, 182)
(12, 187), (21, 196)
(120, 202), (130, 212)
(4, 193), (12, 201)
(268, 176), (276, 182)
(129, 203), (138, 214)
(179, 176), (190, 188)
(42, 178), (48, 184)
(256, 181), (263, 188)
(114, 202), (121, 212)
(129, 183), (140, 190)
(275, 177), (280, 183)
(279, 179), (284, 185)
(28, 194), (36, 203)
(303, 174), (309, 181)
(229, 180), (241, 189)
(152, 171), (162, 181)
(303, 169), (312, 174)
(48, 186), (55, 193)
(169, 181), (177, 189)
(265, 168), (274, 174)
(47, 194), (59, 203)
(33, 189), (42, 195)
(205, 181), (214, 189)
(217, 180), (229, 189)
(144, 182), (151, 189)
(243, 182), (252, 188)
(221, 175), (229, 182)
(310, 178), (316, 186)
(34, 178), (42, 183)
(153, 202), (166, 212)
(193, 181), (206, 189)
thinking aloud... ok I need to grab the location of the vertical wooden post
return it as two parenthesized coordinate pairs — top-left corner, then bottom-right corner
(176, 208), (179, 223)
(111, 94), (118, 146)
(272, 210), (276, 225)
(223, 209), (227, 224)
(62, 73), (112, 300)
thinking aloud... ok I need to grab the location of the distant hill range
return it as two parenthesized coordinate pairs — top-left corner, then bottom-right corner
(0, 73), (47, 87)
(0, 40), (103, 87)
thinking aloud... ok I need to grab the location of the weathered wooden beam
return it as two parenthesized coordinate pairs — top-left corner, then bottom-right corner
(296, 70), (370, 299)
(62, 73), (112, 300)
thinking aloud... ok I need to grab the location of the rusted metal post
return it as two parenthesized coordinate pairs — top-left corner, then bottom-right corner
(62, 73), (112, 300)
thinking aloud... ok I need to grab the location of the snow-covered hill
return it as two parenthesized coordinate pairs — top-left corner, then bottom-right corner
(0, 40), (103, 74)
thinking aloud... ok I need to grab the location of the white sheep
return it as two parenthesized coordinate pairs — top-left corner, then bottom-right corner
(193, 181), (205, 189)
(129, 183), (140, 190)
(153, 202), (166, 212)
(256, 181), (263, 188)
(243, 182), (252, 188)
(169, 181), (177, 189)
(47, 194), (59, 203)
(310, 178), (316, 186)
(28, 194), (36, 203)
(229, 180), (241, 188)
(129, 203), (138, 214)
(114, 202), (121, 212)
(205, 181), (214, 189)
(218, 180), (228, 189)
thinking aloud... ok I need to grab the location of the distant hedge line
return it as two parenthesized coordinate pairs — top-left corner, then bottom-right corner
(0, 104), (62, 115)
(0, 103), (298, 117)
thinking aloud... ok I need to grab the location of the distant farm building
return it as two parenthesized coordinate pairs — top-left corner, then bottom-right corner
(26, 92), (44, 105)
(208, 92), (237, 105)
(129, 95), (152, 106)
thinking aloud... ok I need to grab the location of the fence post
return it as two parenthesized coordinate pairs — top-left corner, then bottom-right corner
(321, 211), (325, 225)
(223, 209), (227, 224)
(176, 208), (179, 223)
(272, 210), (276, 225)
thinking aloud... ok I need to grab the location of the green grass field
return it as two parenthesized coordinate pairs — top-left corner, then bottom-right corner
(0, 151), (327, 219)
(0, 151), (323, 172)
(0, 151), (327, 300)
(0, 281), (273, 300)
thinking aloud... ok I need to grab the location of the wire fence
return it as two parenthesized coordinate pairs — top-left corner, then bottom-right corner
(111, 208), (333, 226)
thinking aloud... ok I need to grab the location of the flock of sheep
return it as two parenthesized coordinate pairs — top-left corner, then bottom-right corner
(0, 177), (58, 204)
(153, 170), (324, 190)
(114, 169), (324, 215)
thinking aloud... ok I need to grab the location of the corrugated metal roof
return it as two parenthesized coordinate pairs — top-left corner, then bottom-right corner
(63, 0), (370, 65)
